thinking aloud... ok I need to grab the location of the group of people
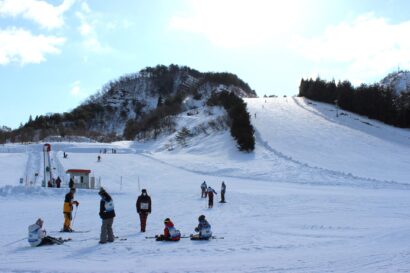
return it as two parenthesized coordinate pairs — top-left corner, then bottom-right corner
(201, 181), (226, 208)
(29, 180), (222, 247)
(47, 176), (62, 188)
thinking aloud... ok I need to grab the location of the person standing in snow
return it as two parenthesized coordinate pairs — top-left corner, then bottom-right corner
(55, 176), (61, 188)
(201, 181), (207, 198)
(63, 188), (79, 232)
(69, 177), (74, 189)
(136, 189), (151, 232)
(98, 187), (115, 244)
(220, 181), (226, 203)
(28, 218), (65, 247)
(191, 215), (212, 240)
(207, 186), (217, 208)
(155, 218), (181, 241)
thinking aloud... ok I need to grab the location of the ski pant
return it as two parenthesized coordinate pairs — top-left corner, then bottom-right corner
(63, 212), (72, 230)
(139, 213), (148, 232)
(100, 218), (114, 243)
(208, 196), (214, 208)
(201, 189), (206, 198)
(221, 191), (225, 202)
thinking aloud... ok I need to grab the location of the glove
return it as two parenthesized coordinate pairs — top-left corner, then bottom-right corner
(195, 227), (199, 232)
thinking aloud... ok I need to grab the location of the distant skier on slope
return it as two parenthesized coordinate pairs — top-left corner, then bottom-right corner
(69, 178), (74, 189)
(55, 176), (61, 188)
(207, 186), (217, 208)
(155, 218), (181, 241)
(220, 181), (226, 203)
(62, 188), (79, 232)
(136, 189), (151, 232)
(191, 215), (212, 240)
(29, 218), (66, 247)
(201, 181), (207, 198)
(98, 187), (115, 244)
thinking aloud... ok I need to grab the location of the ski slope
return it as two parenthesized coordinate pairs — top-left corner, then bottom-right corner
(1, 97), (410, 272)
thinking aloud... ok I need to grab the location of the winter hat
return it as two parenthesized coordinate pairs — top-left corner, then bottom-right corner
(198, 215), (205, 221)
(36, 218), (43, 227)
(164, 218), (170, 223)
(98, 187), (106, 195)
(141, 189), (147, 193)
(70, 188), (76, 193)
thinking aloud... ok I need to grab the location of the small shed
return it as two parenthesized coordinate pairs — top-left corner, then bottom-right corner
(66, 169), (95, 189)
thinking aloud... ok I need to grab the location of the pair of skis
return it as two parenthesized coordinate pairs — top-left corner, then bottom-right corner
(145, 235), (224, 240)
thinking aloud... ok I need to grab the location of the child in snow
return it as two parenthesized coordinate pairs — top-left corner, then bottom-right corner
(28, 218), (66, 247)
(207, 186), (217, 208)
(98, 187), (116, 244)
(155, 218), (181, 241)
(191, 215), (212, 240)
(63, 188), (79, 232)
(201, 181), (207, 198)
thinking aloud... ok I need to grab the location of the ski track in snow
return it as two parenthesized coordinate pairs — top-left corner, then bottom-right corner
(1, 98), (410, 272)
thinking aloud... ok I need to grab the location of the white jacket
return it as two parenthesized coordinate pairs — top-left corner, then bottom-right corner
(28, 224), (46, 247)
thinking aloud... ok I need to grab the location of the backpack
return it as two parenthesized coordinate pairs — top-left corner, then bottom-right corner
(167, 226), (181, 241)
(104, 200), (114, 212)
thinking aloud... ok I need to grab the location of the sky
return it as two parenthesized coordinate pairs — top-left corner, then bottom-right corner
(1, 0), (410, 129)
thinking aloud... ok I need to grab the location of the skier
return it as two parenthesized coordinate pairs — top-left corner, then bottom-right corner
(28, 218), (66, 247)
(63, 188), (79, 232)
(98, 187), (115, 244)
(201, 181), (207, 198)
(55, 176), (61, 188)
(220, 181), (226, 203)
(191, 215), (212, 240)
(97, 155), (101, 162)
(155, 218), (181, 241)
(207, 186), (217, 208)
(136, 189), (151, 232)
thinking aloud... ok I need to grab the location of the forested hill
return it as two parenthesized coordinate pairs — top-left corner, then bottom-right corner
(2, 65), (256, 143)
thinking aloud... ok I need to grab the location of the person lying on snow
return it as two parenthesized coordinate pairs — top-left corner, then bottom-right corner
(191, 215), (212, 240)
(28, 218), (67, 247)
(155, 218), (181, 241)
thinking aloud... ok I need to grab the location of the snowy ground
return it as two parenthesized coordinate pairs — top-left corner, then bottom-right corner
(1, 97), (410, 273)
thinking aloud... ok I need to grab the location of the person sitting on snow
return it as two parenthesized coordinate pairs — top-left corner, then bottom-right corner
(155, 218), (181, 241)
(191, 215), (212, 240)
(28, 218), (65, 247)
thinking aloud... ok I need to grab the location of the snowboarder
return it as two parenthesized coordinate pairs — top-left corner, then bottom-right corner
(28, 218), (66, 247)
(55, 176), (61, 188)
(97, 155), (101, 162)
(63, 188), (79, 232)
(98, 187), (115, 244)
(207, 186), (217, 208)
(201, 181), (207, 198)
(136, 189), (151, 232)
(191, 215), (212, 240)
(69, 177), (74, 189)
(155, 218), (181, 241)
(220, 181), (226, 203)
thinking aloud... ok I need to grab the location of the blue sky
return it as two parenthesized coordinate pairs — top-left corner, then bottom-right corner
(1, 0), (410, 129)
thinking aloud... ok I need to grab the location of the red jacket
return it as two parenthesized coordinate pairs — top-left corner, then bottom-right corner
(163, 220), (174, 238)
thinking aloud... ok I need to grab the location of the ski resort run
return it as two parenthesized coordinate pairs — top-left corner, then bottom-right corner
(1, 97), (410, 273)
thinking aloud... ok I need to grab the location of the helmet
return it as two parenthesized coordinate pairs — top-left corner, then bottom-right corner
(164, 218), (170, 224)
(198, 215), (205, 221)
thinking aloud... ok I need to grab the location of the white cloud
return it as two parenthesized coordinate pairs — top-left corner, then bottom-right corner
(0, 27), (65, 65)
(293, 14), (410, 84)
(169, 0), (307, 48)
(70, 80), (87, 98)
(76, 2), (110, 53)
(0, 0), (75, 30)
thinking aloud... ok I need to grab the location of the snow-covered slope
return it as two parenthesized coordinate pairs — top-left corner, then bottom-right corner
(1, 97), (410, 273)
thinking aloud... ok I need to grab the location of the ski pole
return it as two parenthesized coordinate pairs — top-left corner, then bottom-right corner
(71, 205), (78, 228)
(2, 237), (27, 247)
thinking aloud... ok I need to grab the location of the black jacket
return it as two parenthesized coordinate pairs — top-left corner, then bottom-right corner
(99, 194), (115, 219)
(136, 194), (151, 214)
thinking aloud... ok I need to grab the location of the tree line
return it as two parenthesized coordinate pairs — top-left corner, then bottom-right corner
(299, 78), (410, 128)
